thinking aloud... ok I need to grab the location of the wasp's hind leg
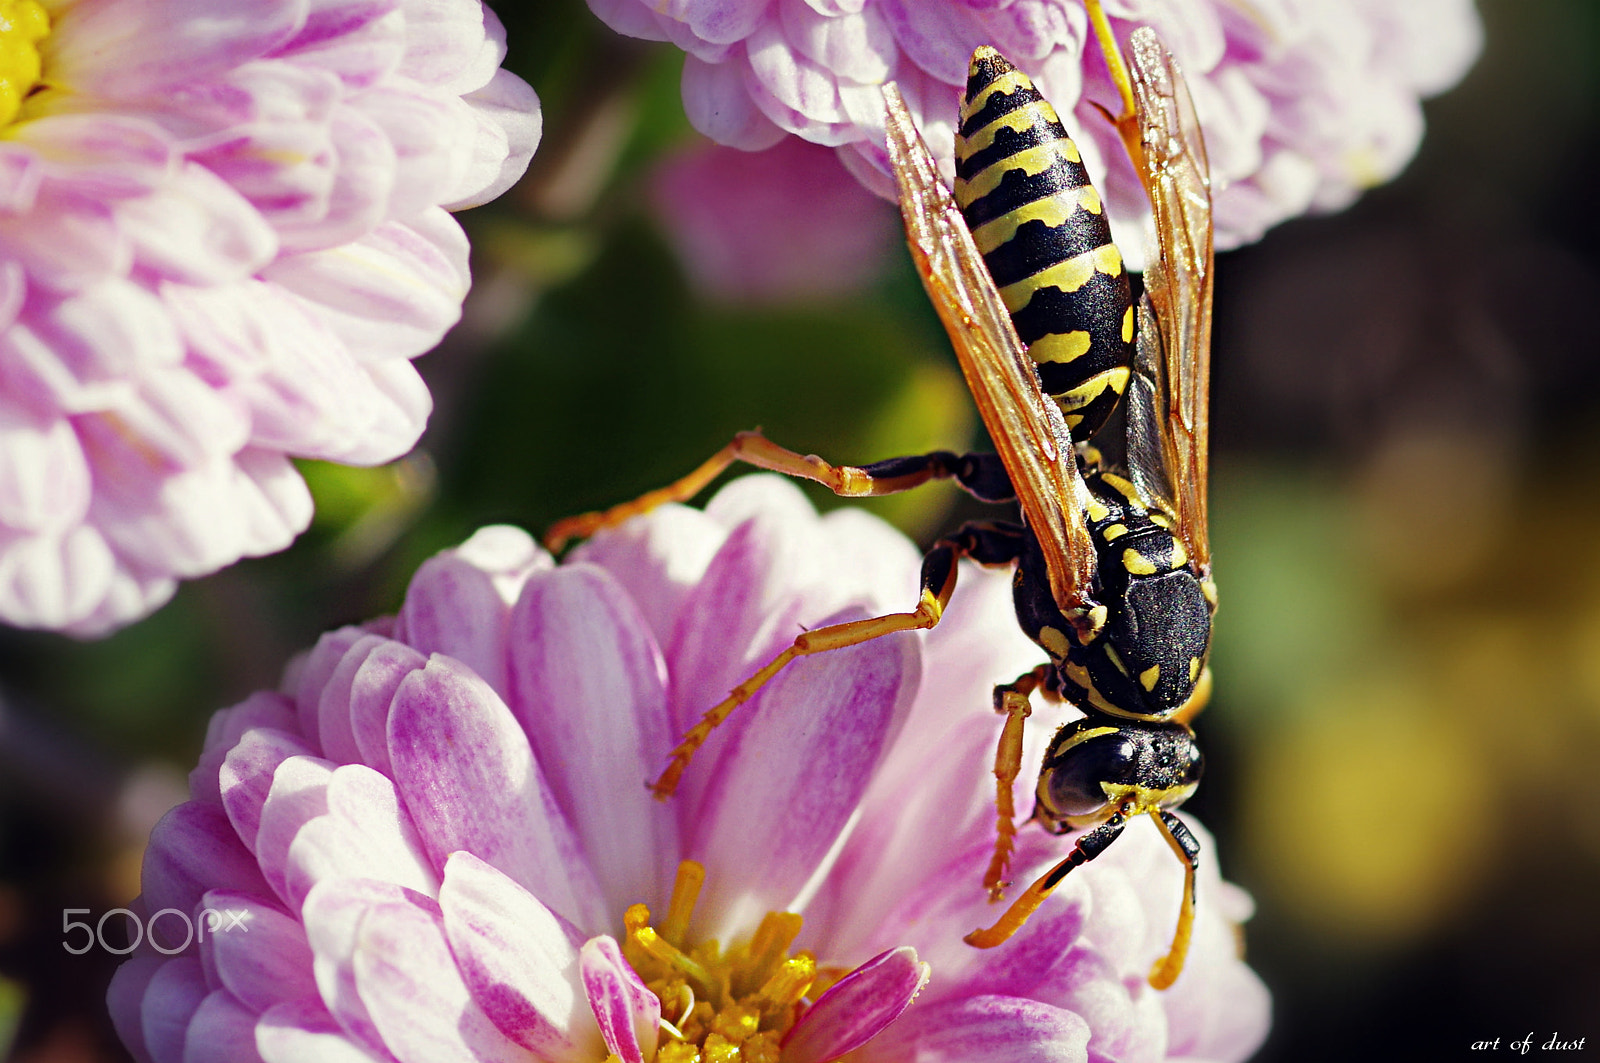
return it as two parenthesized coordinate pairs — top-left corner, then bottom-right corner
(544, 431), (1015, 552)
(985, 662), (1060, 900)
(651, 519), (1025, 799)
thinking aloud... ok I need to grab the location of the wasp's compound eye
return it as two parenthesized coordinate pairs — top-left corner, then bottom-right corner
(1045, 733), (1140, 819)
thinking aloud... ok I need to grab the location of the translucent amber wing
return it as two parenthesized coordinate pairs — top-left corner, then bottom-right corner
(884, 83), (1096, 614)
(1126, 27), (1214, 572)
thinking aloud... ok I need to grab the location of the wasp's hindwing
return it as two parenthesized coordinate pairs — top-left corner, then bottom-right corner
(954, 48), (1134, 441)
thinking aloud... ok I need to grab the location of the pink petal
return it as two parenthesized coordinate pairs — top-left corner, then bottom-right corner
(660, 496), (809, 760)
(680, 55), (786, 150)
(345, 639), (427, 775)
(140, 957), (209, 1063)
(58, 562), (174, 637)
(860, 994), (1091, 1063)
(351, 893), (535, 1063)
(81, 362), (248, 472)
(274, 106), (393, 253)
(52, 0), (306, 97)
(292, 626), (370, 744)
(310, 634), (425, 766)
(0, 524), (114, 631)
(0, 144), (41, 212)
(353, 86), (465, 219)
(690, 607), (919, 940)
(427, 522), (557, 623)
(182, 990), (266, 1063)
(166, 281), (422, 465)
(263, 212), (469, 361)
(438, 851), (604, 1059)
(451, 68), (542, 208)
(394, 524), (550, 699)
(255, 755), (338, 907)
(256, 998), (389, 1063)
(569, 501), (726, 653)
(300, 878), (412, 1058)
(663, 0), (770, 46)
(309, 634), (382, 765)
(579, 936), (658, 1063)
(1006, 943), (1160, 1063)
(0, 397), (90, 531)
(648, 137), (896, 305)
(275, 0), (405, 87)
(662, 477), (903, 821)
(219, 728), (319, 853)
(181, 61), (341, 229)
(781, 947), (928, 1063)
(202, 692), (301, 757)
(115, 164), (279, 284)
(1164, 945), (1271, 1063)
(387, 655), (605, 929)
(741, 31), (861, 145)
(395, 0), (501, 92)
(948, 895), (1091, 1004)
(142, 803), (272, 950)
(200, 889), (316, 1013)
(874, 0), (989, 84)
(282, 763), (441, 904)
(824, 830), (1082, 985)
(13, 112), (175, 199)
(12, 281), (179, 412)
(586, 0), (672, 46)
(108, 955), (166, 1063)
(507, 564), (677, 917)
(0, 188), (128, 290)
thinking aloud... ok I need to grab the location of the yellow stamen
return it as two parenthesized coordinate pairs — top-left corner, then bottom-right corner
(622, 862), (834, 1063)
(756, 954), (816, 1011)
(0, 0), (48, 128)
(627, 905), (716, 994)
(733, 911), (803, 997)
(660, 860), (705, 945)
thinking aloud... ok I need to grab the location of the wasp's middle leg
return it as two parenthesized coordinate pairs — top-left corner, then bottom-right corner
(985, 663), (1063, 899)
(651, 519), (1028, 798)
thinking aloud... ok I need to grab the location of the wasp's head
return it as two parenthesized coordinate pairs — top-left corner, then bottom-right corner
(1033, 716), (1202, 832)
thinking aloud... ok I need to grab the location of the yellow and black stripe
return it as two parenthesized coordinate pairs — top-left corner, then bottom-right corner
(953, 46), (1133, 440)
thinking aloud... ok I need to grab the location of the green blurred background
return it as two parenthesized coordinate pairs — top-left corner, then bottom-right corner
(2, 0), (1597, 1058)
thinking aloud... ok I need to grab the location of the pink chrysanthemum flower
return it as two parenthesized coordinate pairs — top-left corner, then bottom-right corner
(597, 0), (1481, 261)
(107, 477), (1268, 1062)
(0, 0), (540, 635)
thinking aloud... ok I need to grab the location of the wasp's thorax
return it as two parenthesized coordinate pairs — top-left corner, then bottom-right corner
(1014, 470), (1213, 721)
(1033, 716), (1202, 832)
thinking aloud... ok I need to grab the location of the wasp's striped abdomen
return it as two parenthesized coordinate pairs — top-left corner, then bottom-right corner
(953, 47), (1133, 440)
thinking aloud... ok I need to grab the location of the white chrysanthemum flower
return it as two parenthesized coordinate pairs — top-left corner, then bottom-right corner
(0, 0), (540, 635)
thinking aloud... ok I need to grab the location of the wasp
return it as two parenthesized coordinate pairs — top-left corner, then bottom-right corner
(545, 4), (1215, 990)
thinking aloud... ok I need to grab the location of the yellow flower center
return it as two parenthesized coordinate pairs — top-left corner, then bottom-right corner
(617, 861), (849, 1063)
(0, 0), (48, 127)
